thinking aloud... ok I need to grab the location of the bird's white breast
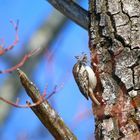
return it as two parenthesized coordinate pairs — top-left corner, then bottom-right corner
(85, 66), (97, 89)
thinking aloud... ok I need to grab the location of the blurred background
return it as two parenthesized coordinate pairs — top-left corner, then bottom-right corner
(0, 0), (95, 140)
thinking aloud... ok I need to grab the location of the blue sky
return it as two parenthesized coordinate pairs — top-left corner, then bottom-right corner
(0, 1), (95, 140)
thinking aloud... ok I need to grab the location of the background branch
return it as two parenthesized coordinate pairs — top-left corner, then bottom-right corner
(46, 0), (89, 30)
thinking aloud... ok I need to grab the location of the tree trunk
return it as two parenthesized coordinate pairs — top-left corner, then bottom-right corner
(89, 0), (140, 139)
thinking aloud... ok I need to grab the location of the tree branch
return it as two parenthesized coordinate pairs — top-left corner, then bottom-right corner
(17, 69), (77, 140)
(46, 0), (89, 30)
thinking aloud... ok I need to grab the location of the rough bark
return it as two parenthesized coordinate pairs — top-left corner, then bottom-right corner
(89, 0), (140, 139)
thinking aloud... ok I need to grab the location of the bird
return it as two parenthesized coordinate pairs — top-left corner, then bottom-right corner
(73, 53), (100, 105)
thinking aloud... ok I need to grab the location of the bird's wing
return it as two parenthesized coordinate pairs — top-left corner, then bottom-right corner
(73, 63), (89, 100)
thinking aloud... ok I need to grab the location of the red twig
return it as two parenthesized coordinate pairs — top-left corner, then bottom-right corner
(0, 84), (63, 108)
(0, 86), (46, 108)
(0, 93), (46, 108)
(0, 20), (19, 55)
(0, 48), (40, 74)
(47, 84), (64, 99)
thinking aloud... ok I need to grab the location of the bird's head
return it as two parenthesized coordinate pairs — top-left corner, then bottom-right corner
(75, 53), (88, 65)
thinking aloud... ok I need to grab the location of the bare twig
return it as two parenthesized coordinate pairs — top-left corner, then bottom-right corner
(0, 88), (46, 108)
(46, 84), (64, 99)
(17, 68), (77, 140)
(0, 48), (40, 74)
(46, 0), (89, 30)
(0, 20), (19, 55)
(0, 79), (63, 108)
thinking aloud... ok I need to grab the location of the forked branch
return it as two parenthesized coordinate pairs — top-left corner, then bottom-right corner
(0, 48), (40, 74)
